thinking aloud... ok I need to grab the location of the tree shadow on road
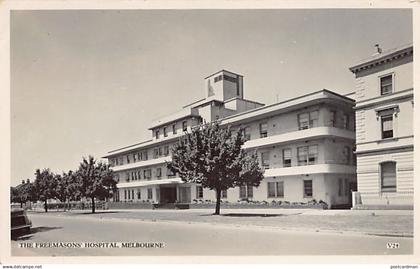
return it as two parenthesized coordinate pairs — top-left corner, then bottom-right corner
(65, 211), (123, 215)
(199, 213), (301, 217)
(12, 226), (62, 241)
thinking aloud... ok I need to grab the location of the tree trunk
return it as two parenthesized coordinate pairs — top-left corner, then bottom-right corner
(214, 189), (221, 215)
(91, 196), (95, 213)
(44, 200), (48, 212)
(20, 201), (23, 208)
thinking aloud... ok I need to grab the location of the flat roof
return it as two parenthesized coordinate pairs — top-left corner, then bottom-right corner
(104, 89), (353, 158)
(219, 89), (354, 125)
(204, 69), (244, 79)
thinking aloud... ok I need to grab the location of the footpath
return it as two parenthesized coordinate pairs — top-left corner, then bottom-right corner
(28, 208), (414, 238)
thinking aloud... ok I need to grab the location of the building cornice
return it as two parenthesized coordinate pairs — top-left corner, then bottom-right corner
(349, 44), (413, 74)
(355, 145), (414, 155)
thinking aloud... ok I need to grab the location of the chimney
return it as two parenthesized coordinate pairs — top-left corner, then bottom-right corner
(374, 44), (382, 55)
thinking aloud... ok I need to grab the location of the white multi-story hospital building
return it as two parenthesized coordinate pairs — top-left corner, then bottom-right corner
(104, 69), (357, 209)
(349, 44), (413, 209)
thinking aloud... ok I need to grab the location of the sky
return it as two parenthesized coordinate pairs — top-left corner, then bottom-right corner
(10, 9), (413, 186)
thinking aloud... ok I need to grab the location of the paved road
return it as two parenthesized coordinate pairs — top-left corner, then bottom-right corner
(12, 214), (412, 256)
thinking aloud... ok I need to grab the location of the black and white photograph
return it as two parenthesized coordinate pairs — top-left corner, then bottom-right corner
(1, 0), (419, 267)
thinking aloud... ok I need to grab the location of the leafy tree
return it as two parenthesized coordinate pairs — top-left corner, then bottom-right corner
(34, 169), (57, 212)
(76, 156), (117, 213)
(11, 186), (18, 204)
(167, 122), (264, 215)
(12, 180), (36, 208)
(61, 170), (82, 209)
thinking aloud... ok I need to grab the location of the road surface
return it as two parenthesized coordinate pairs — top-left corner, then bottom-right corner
(11, 214), (412, 256)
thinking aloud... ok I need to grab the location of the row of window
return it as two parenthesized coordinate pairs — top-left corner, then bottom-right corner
(155, 121), (188, 139)
(241, 109), (351, 142)
(124, 188), (153, 200)
(121, 177), (353, 201)
(260, 145), (352, 169)
(125, 167), (176, 182)
(111, 144), (174, 167)
(214, 74), (238, 84)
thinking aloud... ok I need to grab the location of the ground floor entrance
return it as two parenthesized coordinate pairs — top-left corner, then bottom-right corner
(160, 186), (177, 204)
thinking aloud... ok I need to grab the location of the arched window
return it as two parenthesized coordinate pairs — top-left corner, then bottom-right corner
(380, 161), (396, 192)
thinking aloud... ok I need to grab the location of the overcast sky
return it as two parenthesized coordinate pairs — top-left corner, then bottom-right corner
(11, 9), (412, 186)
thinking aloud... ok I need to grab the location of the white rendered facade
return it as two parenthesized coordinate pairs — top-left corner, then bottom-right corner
(104, 70), (356, 208)
(349, 44), (414, 208)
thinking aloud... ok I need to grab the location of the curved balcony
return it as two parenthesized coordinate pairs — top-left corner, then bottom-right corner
(116, 178), (184, 188)
(264, 164), (356, 177)
(243, 127), (355, 150)
(111, 156), (171, 172)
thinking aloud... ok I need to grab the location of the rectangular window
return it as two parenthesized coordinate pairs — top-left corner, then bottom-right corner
(309, 111), (319, 127)
(221, 189), (227, 199)
(163, 127), (167, 137)
(242, 126), (251, 141)
(267, 182), (276, 198)
(380, 74), (393, 95)
(298, 111), (318, 130)
(164, 145), (170, 156)
(153, 148), (159, 159)
(124, 189), (127, 200)
(239, 185), (253, 199)
(137, 189), (141, 200)
(133, 153), (137, 162)
(143, 151), (148, 161)
(308, 145), (318, 165)
(298, 146), (308, 166)
(338, 178), (343, 196)
(155, 130), (160, 139)
(298, 113), (309, 130)
(132, 190), (134, 200)
(158, 147), (162, 156)
(381, 162), (396, 192)
(156, 168), (162, 178)
(261, 152), (270, 169)
(144, 169), (151, 180)
(172, 124), (177, 134)
(277, 181), (284, 198)
(381, 115), (393, 139)
(343, 114), (349, 129)
(303, 180), (313, 198)
(343, 146), (351, 164)
(298, 145), (318, 166)
(182, 121), (187, 132)
(267, 182), (284, 198)
(137, 170), (141, 180)
(223, 74), (238, 83)
(259, 122), (268, 138)
(126, 155), (130, 164)
(329, 110), (336, 127)
(196, 186), (203, 199)
(126, 172), (130, 182)
(127, 189), (131, 200)
(147, 188), (153, 200)
(283, 149), (292, 167)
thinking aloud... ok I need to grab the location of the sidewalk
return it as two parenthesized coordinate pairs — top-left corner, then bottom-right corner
(28, 208), (414, 238)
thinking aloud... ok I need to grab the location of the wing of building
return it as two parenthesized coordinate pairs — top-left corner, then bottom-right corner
(349, 43), (413, 209)
(103, 70), (357, 209)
